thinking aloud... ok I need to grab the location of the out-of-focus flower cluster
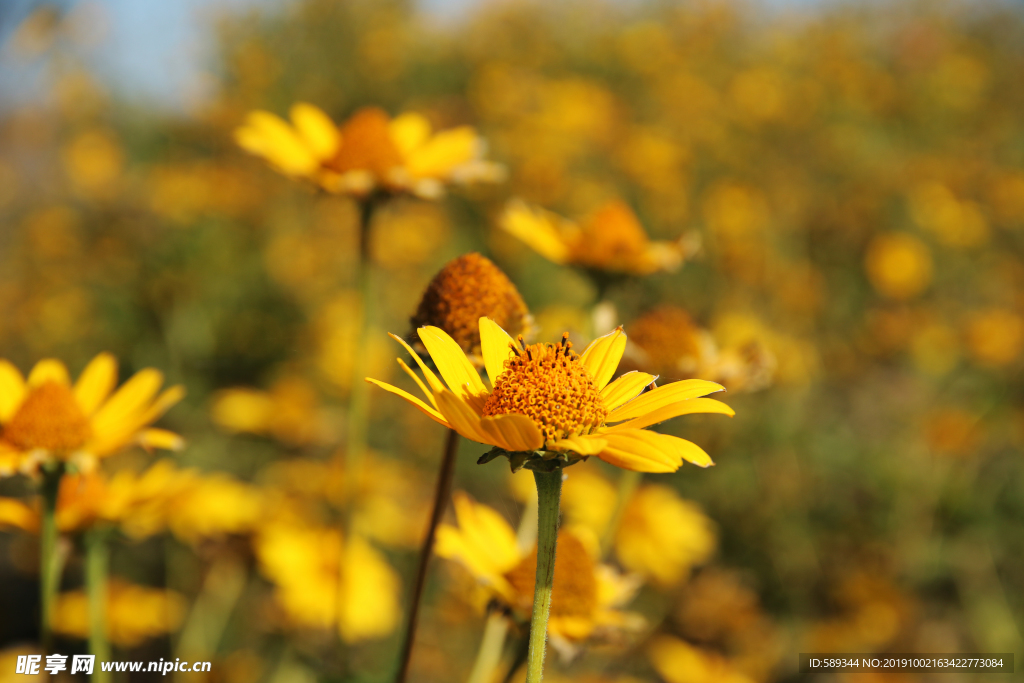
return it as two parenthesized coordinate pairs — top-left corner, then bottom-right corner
(1, 0), (1023, 680)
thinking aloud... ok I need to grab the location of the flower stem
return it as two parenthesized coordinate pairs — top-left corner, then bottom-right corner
(395, 429), (460, 683)
(86, 527), (111, 683)
(39, 463), (65, 654)
(466, 608), (510, 683)
(526, 468), (562, 683)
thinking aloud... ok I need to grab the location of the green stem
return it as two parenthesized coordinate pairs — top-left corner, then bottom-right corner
(466, 609), (510, 683)
(525, 468), (562, 683)
(39, 463), (65, 654)
(86, 527), (111, 683)
(599, 469), (642, 557)
(394, 429), (460, 683)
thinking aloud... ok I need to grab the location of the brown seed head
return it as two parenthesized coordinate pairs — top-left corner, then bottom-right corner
(482, 333), (606, 443)
(3, 381), (91, 453)
(330, 107), (403, 176)
(410, 253), (529, 356)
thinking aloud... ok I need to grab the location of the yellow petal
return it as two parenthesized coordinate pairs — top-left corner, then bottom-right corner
(137, 428), (185, 452)
(500, 200), (572, 264)
(606, 379), (725, 423)
(600, 371), (657, 412)
(580, 328), (626, 390)
(0, 499), (38, 532)
(404, 126), (479, 178)
(396, 358), (437, 408)
(480, 413), (543, 452)
(596, 429), (714, 472)
(365, 378), (448, 427)
(27, 359), (71, 387)
(479, 317), (519, 388)
(417, 326), (487, 399)
(607, 398), (735, 431)
(434, 390), (494, 446)
(388, 112), (432, 158)
(90, 369), (164, 438)
(389, 333), (445, 395)
(0, 360), (26, 423)
(290, 103), (341, 160)
(73, 353), (118, 416)
(548, 433), (608, 456)
(234, 111), (319, 176)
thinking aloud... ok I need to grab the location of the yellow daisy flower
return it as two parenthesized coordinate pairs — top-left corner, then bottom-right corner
(501, 199), (696, 276)
(366, 318), (733, 473)
(235, 103), (504, 199)
(436, 492), (640, 648)
(53, 580), (186, 648)
(0, 353), (185, 476)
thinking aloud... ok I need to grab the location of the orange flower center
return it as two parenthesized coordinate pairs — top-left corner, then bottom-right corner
(330, 107), (403, 176)
(482, 334), (606, 443)
(574, 200), (649, 266)
(3, 381), (91, 453)
(410, 253), (530, 356)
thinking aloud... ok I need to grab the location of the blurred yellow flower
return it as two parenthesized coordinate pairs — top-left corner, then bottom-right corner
(235, 103), (503, 199)
(907, 182), (989, 248)
(255, 521), (401, 642)
(864, 233), (933, 300)
(211, 376), (334, 446)
(501, 200), (694, 275)
(615, 484), (716, 588)
(53, 580), (186, 647)
(62, 129), (124, 199)
(368, 318), (733, 473)
(436, 492), (640, 648)
(625, 305), (775, 393)
(648, 636), (755, 683)
(410, 252), (531, 360)
(965, 308), (1024, 367)
(0, 353), (184, 476)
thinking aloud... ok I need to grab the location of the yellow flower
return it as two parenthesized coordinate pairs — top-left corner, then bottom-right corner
(864, 233), (933, 300)
(235, 103), (503, 199)
(367, 318), (733, 473)
(254, 520), (401, 642)
(501, 199), (694, 275)
(648, 636), (756, 683)
(615, 484), (716, 587)
(210, 376), (332, 447)
(0, 353), (184, 476)
(436, 492), (640, 648)
(53, 580), (186, 648)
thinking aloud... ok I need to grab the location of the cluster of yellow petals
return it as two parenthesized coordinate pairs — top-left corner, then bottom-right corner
(501, 199), (694, 275)
(368, 317), (733, 473)
(0, 353), (184, 476)
(235, 102), (504, 199)
(436, 492), (640, 647)
(53, 581), (186, 648)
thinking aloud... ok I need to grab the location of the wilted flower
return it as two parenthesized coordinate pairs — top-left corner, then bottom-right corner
(53, 580), (186, 647)
(409, 252), (531, 361)
(367, 318), (732, 473)
(235, 103), (503, 199)
(501, 199), (695, 275)
(436, 492), (641, 650)
(0, 353), (184, 476)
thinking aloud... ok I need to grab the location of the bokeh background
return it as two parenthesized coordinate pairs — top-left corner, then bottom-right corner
(1, 0), (1023, 681)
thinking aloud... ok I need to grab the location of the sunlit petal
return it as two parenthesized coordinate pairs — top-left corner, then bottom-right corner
(606, 379), (725, 423)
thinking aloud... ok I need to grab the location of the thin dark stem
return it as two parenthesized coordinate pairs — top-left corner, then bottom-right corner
(394, 428), (460, 683)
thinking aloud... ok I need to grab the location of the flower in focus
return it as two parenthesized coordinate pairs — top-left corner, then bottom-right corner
(624, 305), (775, 392)
(501, 199), (696, 275)
(367, 318), (733, 473)
(0, 353), (184, 476)
(235, 103), (504, 199)
(53, 580), (186, 647)
(409, 252), (531, 361)
(255, 520), (401, 642)
(436, 492), (641, 651)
